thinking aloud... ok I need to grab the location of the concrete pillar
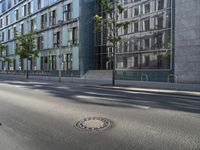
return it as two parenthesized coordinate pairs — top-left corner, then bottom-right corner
(175, 0), (200, 83)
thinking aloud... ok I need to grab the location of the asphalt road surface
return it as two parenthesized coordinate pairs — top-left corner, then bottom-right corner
(0, 78), (199, 150)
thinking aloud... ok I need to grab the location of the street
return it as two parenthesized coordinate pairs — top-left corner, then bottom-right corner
(0, 78), (199, 150)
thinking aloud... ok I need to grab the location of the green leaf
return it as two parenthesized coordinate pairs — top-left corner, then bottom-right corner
(94, 0), (130, 47)
(15, 31), (39, 60)
(117, 5), (124, 13)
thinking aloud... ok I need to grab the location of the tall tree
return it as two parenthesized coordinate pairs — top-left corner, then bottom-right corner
(94, 0), (129, 85)
(15, 31), (39, 79)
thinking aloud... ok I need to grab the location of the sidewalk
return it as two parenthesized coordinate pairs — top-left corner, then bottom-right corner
(97, 85), (200, 97)
(0, 74), (200, 96)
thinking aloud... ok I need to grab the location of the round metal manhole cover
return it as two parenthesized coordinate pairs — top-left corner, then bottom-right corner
(74, 117), (112, 131)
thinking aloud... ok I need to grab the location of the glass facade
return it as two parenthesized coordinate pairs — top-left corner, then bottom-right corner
(116, 0), (172, 70)
(94, 0), (173, 81)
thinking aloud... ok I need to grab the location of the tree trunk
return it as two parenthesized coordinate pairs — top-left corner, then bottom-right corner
(26, 59), (29, 79)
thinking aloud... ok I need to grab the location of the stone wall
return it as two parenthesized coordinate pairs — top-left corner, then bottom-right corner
(175, 0), (200, 83)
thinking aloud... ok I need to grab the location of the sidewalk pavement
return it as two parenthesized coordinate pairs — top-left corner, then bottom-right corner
(98, 85), (200, 97)
(0, 74), (200, 96)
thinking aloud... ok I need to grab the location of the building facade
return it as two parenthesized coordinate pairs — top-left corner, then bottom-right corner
(95, 0), (200, 84)
(0, 0), (95, 75)
(0, 0), (199, 84)
(95, 0), (174, 82)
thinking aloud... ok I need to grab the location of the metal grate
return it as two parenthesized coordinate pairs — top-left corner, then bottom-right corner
(74, 117), (112, 132)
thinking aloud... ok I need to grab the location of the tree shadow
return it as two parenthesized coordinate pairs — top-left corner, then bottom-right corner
(0, 78), (199, 114)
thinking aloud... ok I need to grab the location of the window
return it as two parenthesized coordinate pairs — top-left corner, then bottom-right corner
(134, 56), (138, 68)
(38, 0), (41, 9)
(1, 0), (6, 13)
(144, 38), (150, 49)
(41, 36), (44, 49)
(1, 32), (5, 41)
(19, 57), (24, 71)
(155, 33), (163, 49)
(7, 0), (12, 9)
(15, 9), (19, 21)
(123, 57), (127, 68)
(134, 22), (138, 32)
(129, 41), (133, 52)
(20, 24), (24, 35)
(28, 2), (32, 14)
(124, 41), (128, 52)
(7, 29), (11, 40)
(0, 18), (3, 28)
(144, 55), (150, 66)
(157, 16), (163, 29)
(134, 7), (139, 16)
(124, 26), (128, 35)
(13, 27), (16, 38)
(124, 9), (128, 19)
(23, 4), (27, 16)
(38, 0), (45, 9)
(134, 40), (138, 51)
(63, 54), (72, 71)
(144, 19), (150, 31)
(41, 56), (48, 71)
(49, 10), (56, 26)
(158, 0), (164, 10)
(14, 0), (17, 5)
(53, 32), (60, 47)
(51, 55), (57, 70)
(37, 35), (44, 49)
(72, 27), (78, 44)
(6, 47), (8, 56)
(118, 42), (122, 53)
(6, 15), (10, 26)
(157, 54), (163, 68)
(30, 19), (35, 31)
(63, 3), (72, 21)
(41, 13), (47, 29)
(68, 23), (78, 45)
(144, 3), (150, 14)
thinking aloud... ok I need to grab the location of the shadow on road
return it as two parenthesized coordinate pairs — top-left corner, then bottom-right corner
(0, 78), (199, 114)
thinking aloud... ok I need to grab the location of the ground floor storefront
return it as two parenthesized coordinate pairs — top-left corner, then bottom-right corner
(0, 47), (79, 75)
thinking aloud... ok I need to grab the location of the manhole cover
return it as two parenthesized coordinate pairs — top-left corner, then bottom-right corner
(74, 117), (112, 131)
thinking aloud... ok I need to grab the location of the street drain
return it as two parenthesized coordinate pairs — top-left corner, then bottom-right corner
(74, 117), (112, 131)
(0, 123), (2, 126)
